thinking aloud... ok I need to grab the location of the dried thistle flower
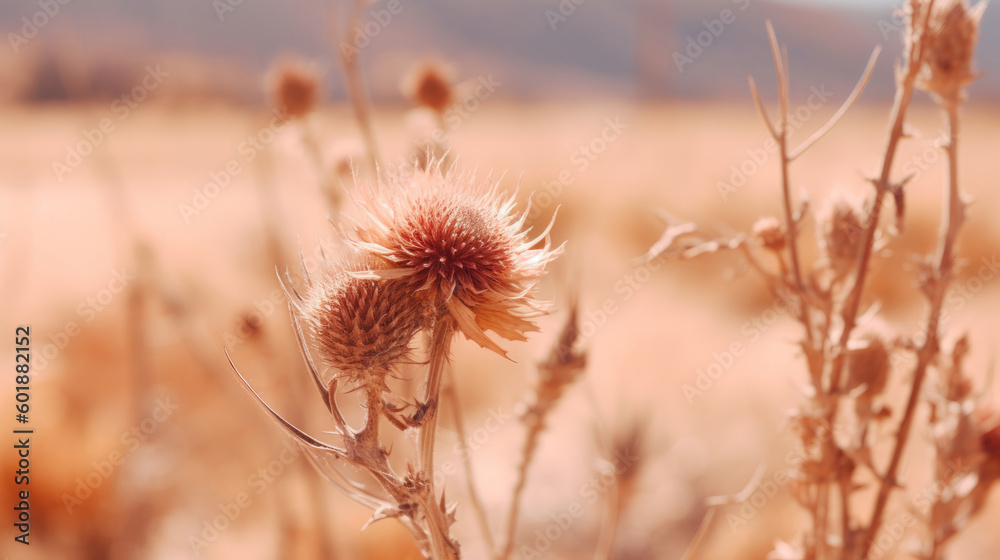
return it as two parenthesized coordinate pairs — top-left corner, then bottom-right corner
(300, 256), (426, 389)
(914, 0), (986, 103)
(267, 59), (320, 119)
(350, 160), (561, 357)
(403, 60), (454, 114)
(752, 216), (786, 251)
(816, 192), (865, 276)
(845, 321), (893, 415)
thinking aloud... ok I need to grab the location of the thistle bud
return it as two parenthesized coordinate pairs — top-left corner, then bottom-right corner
(403, 60), (454, 114)
(914, 0), (986, 103)
(301, 258), (426, 389)
(817, 193), (865, 276)
(845, 322), (893, 416)
(267, 59), (320, 119)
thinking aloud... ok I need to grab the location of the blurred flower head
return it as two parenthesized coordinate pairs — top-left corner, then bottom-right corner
(403, 60), (454, 113)
(909, 0), (986, 103)
(266, 58), (321, 119)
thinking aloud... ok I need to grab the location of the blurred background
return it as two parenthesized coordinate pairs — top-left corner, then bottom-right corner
(2, 0), (1000, 558)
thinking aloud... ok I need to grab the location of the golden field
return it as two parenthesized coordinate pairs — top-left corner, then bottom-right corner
(2, 95), (1000, 560)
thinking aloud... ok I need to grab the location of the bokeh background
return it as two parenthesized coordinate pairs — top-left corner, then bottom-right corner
(2, 0), (1000, 558)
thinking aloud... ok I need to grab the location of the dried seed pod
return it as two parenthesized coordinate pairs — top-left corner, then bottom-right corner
(403, 60), (454, 114)
(752, 216), (786, 251)
(914, 0), (986, 103)
(816, 192), (865, 276)
(267, 59), (320, 119)
(301, 257), (426, 389)
(845, 322), (893, 406)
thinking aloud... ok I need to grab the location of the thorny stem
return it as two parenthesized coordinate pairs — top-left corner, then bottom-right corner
(827, 0), (935, 403)
(419, 317), (455, 480)
(445, 371), (496, 556)
(416, 316), (459, 560)
(861, 97), (964, 560)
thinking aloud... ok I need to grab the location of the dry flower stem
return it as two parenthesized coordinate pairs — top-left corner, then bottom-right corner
(592, 482), (622, 560)
(335, 0), (381, 171)
(861, 95), (964, 559)
(827, 0), (935, 399)
(419, 317), (456, 486)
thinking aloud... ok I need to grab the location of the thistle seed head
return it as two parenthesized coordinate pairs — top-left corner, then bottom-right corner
(914, 0), (986, 103)
(267, 59), (320, 119)
(403, 60), (454, 114)
(301, 256), (426, 388)
(752, 216), (786, 251)
(349, 160), (561, 357)
(845, 321), (893, 405)
(817, 192), (865, 275)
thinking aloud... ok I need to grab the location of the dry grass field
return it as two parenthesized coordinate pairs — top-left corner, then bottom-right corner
(2, 96), (1000, 559)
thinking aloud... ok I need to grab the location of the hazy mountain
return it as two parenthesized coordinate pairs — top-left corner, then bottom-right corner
(1, 0), (997, 103)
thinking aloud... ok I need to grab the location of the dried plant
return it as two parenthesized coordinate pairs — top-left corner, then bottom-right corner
(649, 2), (994, 559)
(266, 58), (320, 120)
(230, 159), (563, 559)
(404, 60), (455, 115)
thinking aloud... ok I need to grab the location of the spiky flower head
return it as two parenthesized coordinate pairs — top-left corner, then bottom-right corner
(267, 59), (320, 119)
(300, 256), (426, 388)
(914, 0), (986, 103)
(817, 192), (865, 276)
(349, 161), (561, 357)
(403, 60), (454, 114)
(845, 321), (894, 417)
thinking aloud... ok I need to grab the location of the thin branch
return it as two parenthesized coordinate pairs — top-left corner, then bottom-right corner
(863, 94), (964, 559)
(748, 75), (779, 140)
(765, 20), (788, 129)
(789, 46), (882, 160)
(332, 0), (382, 172)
